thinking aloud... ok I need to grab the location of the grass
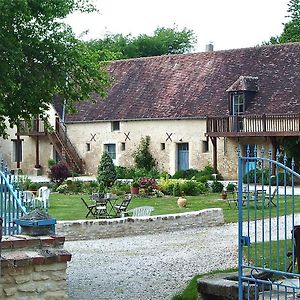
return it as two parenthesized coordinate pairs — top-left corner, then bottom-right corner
(48, 192), (300, 222)
(48, 193), (238, 221)
(172, 268), (238, 300)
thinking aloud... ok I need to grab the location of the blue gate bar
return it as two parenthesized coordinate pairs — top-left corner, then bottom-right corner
(238, 146), (300, 299)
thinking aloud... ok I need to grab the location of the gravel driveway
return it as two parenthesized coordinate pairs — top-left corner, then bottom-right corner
(65, 223), (239, 300)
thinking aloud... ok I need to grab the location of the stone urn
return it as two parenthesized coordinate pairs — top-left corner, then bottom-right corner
(177, 196), (187, 208)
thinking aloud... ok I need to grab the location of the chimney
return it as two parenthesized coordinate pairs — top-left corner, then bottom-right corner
(205, 43), (214, 52)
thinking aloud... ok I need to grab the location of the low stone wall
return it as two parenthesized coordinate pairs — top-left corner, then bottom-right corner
(0, 235), (72, 299)
(56, 208), (224, 241)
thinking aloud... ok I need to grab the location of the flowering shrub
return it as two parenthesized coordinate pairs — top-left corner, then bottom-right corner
(138, 177), (157, 193)
(50, 161), (70, 183)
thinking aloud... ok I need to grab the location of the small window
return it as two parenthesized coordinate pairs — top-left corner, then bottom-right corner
(86, 143), (91, 151)
(161, 143), (165, 150)
(104, 143), (116, 160)
(111, 121), (120, 131)
(121, 143), (126, 151)
(230, 93), (245, 115)
(202, 141), (209, 153)
(12, 139), (23, 162)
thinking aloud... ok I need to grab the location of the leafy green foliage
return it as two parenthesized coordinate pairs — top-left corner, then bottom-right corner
(97, 152), (117, 190)
(87, 25), (197, 60)
(243, 168), (292, 186)
(267, 0), (300, 44)
(0, 0), (110, 137)
(172, 166), (223, 182)
(173, 182), (181, 197)
(226, 183), (236, 192)
(210, 181), (224, 193)
(133, 136), (157, 171)
(158, 178), (207, 196)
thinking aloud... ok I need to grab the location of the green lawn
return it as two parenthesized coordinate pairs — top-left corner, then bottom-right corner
(47, 193), (300, 223)
(48, 193), (229, 221)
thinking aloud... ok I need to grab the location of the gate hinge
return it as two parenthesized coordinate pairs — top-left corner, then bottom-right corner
(241, 235), (250, 246)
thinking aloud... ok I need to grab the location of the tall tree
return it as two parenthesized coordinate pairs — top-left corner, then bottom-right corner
(268, 0), (300, 43)
(87, 25), (197, 60)
(0, 0), (111, 138)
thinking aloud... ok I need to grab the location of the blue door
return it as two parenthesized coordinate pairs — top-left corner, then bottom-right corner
(177, 143), (189, 171)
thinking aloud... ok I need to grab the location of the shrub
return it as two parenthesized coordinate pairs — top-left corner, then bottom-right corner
(47, 159), (56, 168)
(50, 161), (70, 183)
(158, 178), (207, 196)
(226, 183), (236, 192)
(84, 181), (99, 194)
(139, 177), (157, 194)
(172, 170), (186, 179)
(56, 183), (68, 193)
(110, 181), (131, 195)
(133, 136), (157, 171)
(211, 181), (224, 193)
(173, 182), (181, 197)
(180, 180), (207, 196)
(97, 152), (117, 190)
(15, 176), (32, 190)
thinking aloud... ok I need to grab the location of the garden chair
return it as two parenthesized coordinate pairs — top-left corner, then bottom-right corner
(113, 194), (132, 217)
(123, 206), (154, 218)
(81, 197), (97, 218)
(90, 193), (108, 218)
(22, 190), (35, 209)
(34, 186), (50, 210)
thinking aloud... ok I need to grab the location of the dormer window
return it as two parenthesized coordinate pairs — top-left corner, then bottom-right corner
(227, 75), (258, 116)
(230, 92), (245, 115)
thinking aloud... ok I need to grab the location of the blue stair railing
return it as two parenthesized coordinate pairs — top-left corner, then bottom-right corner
(0, 161), (27, 236)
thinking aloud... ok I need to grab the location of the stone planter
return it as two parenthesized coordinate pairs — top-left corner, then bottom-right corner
(177, 197), (187, 208)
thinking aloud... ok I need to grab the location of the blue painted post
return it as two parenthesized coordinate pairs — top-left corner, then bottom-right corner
(238, 154), (244, 300)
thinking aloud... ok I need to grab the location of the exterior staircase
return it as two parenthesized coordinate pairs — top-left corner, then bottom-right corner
(48, 120), (84, 174)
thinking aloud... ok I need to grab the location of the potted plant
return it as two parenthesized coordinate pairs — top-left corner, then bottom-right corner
(130, 180), (140, 195)
(221, 190), (227, 200)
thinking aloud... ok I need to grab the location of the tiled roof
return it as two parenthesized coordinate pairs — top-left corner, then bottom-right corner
(65, 43), (300, 123)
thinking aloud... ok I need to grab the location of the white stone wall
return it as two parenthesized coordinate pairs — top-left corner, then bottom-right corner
(66, 118), (212, 176)
(56, 208), (224, 240)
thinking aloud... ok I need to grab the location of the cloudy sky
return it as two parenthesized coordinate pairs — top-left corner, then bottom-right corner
(66, 0), (290, 52)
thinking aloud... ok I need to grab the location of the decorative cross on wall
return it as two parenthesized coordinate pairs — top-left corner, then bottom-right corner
(90, 133), (96, 142)
(166, 132), (173, 142)
(124, 132), (131, 141)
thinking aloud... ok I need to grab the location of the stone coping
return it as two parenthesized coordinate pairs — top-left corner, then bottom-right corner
(58, 208), (223, 226)
(0, 235), (71, 268)
(56, 208), (224, 240)
(1, 235), (65, 250)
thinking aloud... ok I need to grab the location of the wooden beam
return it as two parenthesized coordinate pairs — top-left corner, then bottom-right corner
(210, 137), (218, 173)
(35, 118), (41, 168)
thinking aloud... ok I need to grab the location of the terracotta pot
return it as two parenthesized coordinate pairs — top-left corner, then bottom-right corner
(130, 186), (139, 195)
(221, 192), (227, 200)
(177, 197), (187, 208)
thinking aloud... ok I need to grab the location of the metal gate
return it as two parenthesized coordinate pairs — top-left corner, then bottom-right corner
(238, 146), (300, 299)
(0, 161), (27, 235)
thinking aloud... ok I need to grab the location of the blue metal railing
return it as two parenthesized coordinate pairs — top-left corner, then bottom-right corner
(238, 146), (300, 299)
(0, 161), (27, 235)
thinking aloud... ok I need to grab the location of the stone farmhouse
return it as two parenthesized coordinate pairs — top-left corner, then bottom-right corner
(1, 42), (300, 179)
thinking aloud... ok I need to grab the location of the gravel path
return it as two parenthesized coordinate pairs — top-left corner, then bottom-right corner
(64, 223), (239, 300)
